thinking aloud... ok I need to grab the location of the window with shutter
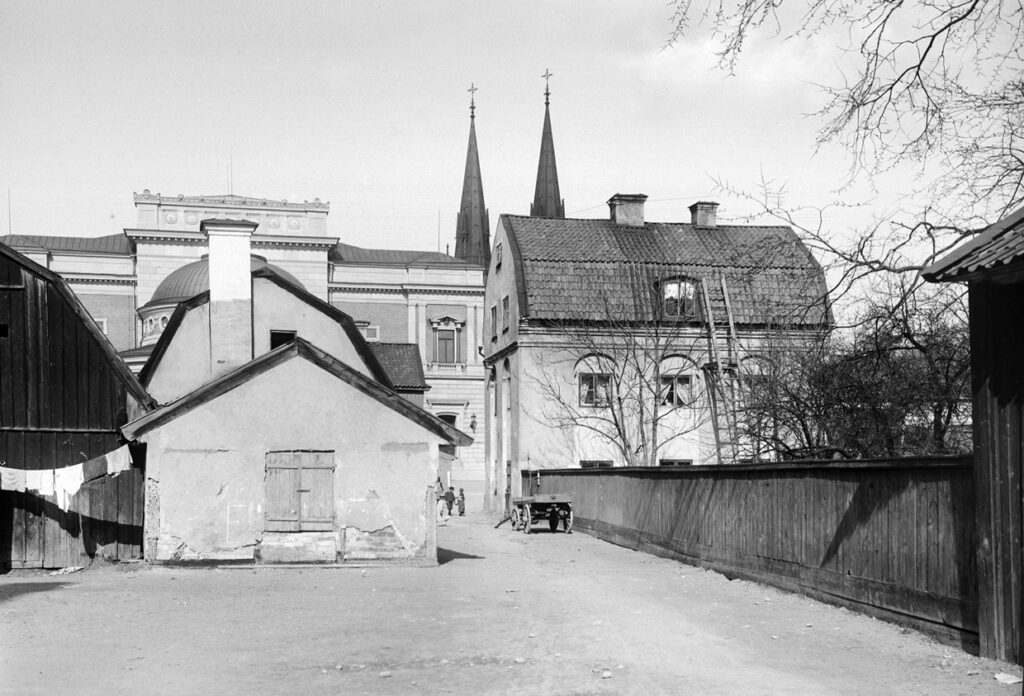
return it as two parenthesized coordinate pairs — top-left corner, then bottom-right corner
(265, 451), (335, 532)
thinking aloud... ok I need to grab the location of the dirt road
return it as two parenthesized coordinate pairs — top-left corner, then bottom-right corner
(1, 516), (1020, 695)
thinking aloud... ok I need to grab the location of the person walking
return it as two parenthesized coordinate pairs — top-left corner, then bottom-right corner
(444, 486), (456, 517)
(435, 477), (448, 523)
(457, 488), (466, 516)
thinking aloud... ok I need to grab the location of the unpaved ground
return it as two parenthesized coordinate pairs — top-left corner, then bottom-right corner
(1, 516), (1020, 696)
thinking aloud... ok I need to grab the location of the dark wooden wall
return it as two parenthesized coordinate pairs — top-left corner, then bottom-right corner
(525, 457), (977, 650)
(969, 281), (1023, 663)
(0, 253), (142, 567)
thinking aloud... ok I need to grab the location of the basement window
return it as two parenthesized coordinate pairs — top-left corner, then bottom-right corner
(270, 330), (297, 349)
(580, 460), (613, 469)
(659, 459), (693, 467)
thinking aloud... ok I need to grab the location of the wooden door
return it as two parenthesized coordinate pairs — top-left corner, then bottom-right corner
(265, 451), (334, 532)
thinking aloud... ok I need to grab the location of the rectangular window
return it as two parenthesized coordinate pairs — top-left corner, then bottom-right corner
(359, 325), (379, 341)
(579, 373), (611, 407)
(0, 323), (7, 339)
(436, 328), (456, 363)
(663, 279), (697, 319)
(270, 330), (297, 349)
(490, 306), (497, 339)
(580, 460), (613, 469)
(495, 243), (503, 269)
(660, 374), (693, 407)
(502, 296), (510, 332)
(95, 318), (108, 335)
(264, 451), (335, 532)
(658, 459), (693, 467)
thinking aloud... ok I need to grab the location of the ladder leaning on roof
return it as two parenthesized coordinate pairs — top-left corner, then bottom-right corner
(700, 275), (743, 465)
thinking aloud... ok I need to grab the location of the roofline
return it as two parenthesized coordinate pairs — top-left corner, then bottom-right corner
(122, 338), (472, 446)
(922, 204), (1024, 282)
(498, 215), (530, 318)
(138, 290), (210, 387)
(0, 241), (156, 409)
(138, 269), (395, 391)
(253, 268), (394, 388)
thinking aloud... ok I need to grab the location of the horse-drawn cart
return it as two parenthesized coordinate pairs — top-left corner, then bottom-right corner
(510, 493), (573, 534)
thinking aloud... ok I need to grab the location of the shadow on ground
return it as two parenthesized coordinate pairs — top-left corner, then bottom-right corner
(437, 547), (483, 565)
(0, 581), (69, 603)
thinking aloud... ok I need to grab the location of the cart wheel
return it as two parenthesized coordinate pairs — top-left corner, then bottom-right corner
(564, 509), (573, 534)
(510, 507), (520, 531)
(523, 506), (531, 534)
(548, 515), (558, 533)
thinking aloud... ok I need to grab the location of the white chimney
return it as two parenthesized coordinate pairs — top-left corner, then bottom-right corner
(689, 201), (718, 228)
(608, 193), (648, 228)
(201, 218), (257, 377)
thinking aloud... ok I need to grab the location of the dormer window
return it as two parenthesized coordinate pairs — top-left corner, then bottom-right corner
(662, 278), (698, 319)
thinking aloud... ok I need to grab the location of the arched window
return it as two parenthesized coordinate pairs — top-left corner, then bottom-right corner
(661, 278), (698, 319)
(659, 355), (700, 408)
(575, 353), (614, 407)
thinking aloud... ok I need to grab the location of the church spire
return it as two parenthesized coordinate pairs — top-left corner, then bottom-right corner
(530, 69), (565, 218)
(455, 83), (491, 267)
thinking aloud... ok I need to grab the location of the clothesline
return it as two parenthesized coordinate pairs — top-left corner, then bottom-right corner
(0, 445), (133, 511)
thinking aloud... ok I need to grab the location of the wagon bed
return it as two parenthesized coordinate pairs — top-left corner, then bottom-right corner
(510, 493), (573, 534)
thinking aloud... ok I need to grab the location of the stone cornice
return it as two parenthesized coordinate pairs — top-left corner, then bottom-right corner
(124, 228), (206, 243)
(133, 190), (329, 212)
(63, 274), (137, 286)
(329, 285), (483, 297)
(252, 234), (339, 249)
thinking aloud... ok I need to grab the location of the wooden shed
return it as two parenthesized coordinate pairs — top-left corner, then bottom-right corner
(924, 205), (1024, 663)
(0, 241), (155, 568)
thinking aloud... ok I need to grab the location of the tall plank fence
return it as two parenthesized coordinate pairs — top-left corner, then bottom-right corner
(524, 456), (977, 649)
(0, 468), (144, 568)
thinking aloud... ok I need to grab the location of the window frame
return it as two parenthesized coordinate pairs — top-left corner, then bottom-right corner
(661, 277), (699, 320)
(501, 296), (510, 333)
(490, 305), (497, 340)
(659, 373), (694, 407)
(578, 372), (612, 407)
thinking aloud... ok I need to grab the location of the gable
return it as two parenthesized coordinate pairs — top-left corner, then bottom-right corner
(143, 299), (212, 403)
(123, 339), (471, 446)
(252, 276), (375, 378)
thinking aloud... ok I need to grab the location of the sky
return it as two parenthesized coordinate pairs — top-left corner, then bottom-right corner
(1, 1), (902, 253)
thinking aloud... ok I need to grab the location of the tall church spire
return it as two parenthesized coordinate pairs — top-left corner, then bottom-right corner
(530, 69), (565, 218)
(455, 83), (491, 267)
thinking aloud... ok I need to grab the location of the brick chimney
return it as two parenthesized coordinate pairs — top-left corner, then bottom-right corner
(689, 201), (718, 228)
(608, 193), (648, 228)
(202, 218), (257, 378)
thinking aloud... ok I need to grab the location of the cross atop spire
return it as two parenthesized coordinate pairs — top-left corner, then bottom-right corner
(455, 85), (491, 267)
(530, 70), (565, 218)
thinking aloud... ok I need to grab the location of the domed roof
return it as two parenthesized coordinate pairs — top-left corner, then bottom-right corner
(143, 255), (304, 308)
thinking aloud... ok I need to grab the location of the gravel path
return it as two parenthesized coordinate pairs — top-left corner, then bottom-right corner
(0, 515), (1019, 695)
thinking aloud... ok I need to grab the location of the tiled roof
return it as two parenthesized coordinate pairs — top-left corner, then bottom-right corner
(504, 215), (830, 326)
(330, 242), (473, 266)
(923, 205), (1024, 282)
(0, 233), (132, 255)
(369, 343), (428, 390)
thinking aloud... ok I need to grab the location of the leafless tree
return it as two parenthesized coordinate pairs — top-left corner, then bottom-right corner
(527, 264), (711, 467)
(668, 1), (1022, 323)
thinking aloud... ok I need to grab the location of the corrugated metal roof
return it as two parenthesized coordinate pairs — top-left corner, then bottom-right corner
(369, 343), (428, 390)
(0, 233), (132, 255)
(330, 242), (473, 266)
(923, 205), (1024, 282)
(504, 215), (830, 325)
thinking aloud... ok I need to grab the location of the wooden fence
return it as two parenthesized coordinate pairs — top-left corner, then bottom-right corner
(524, 456), (977, 648)
(1, 467), (144, 568)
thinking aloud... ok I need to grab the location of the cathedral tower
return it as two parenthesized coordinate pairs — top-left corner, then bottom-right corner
(530, 70), (565, 218)
(454, 83), (491, 267)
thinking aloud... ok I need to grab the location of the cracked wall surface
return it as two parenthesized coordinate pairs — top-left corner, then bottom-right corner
(139, 357), (440, 563)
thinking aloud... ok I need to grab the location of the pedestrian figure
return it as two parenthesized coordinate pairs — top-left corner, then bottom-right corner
(436, 477), (448, 523)
(457, 488), (466, 516)
(445, 486), (456, 516)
